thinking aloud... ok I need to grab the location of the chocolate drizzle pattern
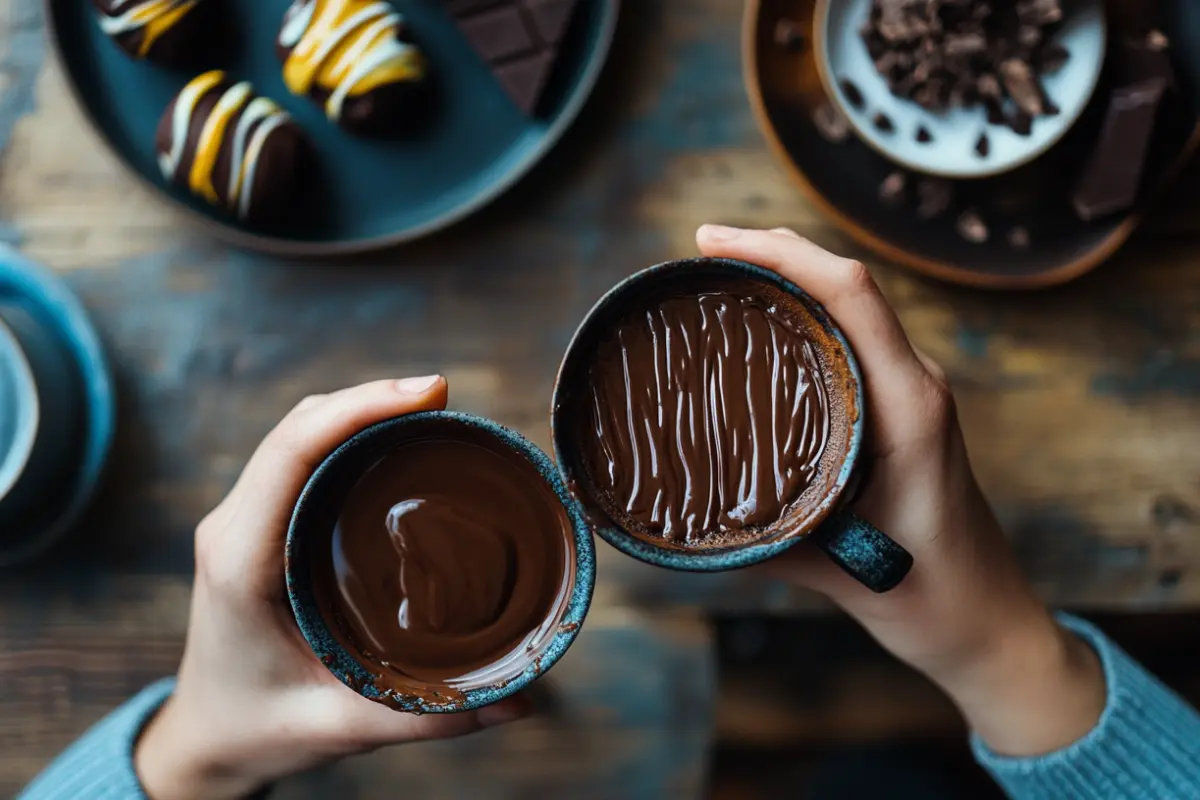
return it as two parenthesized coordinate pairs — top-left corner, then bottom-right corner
(322, 438), (572, 693)
(156, 70), (300, 222)
(583, 289), (834, 546)
(278, 0), (426, 123)
(93, 0), (201, 60)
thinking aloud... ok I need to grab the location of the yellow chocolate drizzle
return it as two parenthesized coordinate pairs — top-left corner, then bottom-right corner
(99, 0), (199, 58)
(159, 70), (293, 220)
(279, 0), (425, 120)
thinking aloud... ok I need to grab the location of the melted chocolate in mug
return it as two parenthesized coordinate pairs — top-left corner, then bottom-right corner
(580, 281), (850, 548)
(314, 435), (573, 696)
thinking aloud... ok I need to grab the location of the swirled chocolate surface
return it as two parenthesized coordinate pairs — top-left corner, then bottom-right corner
(580, 282), (848, 548)
(316, 434), (572, 695)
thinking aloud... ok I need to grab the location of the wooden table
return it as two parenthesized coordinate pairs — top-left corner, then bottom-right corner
(2, 0), (1198, 795)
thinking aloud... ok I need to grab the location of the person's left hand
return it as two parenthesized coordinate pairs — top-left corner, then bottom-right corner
(135, 377), (531, 800)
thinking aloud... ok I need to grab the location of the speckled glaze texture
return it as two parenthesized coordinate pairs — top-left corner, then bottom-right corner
(552, 257), (912, 590)
(286, 411), (595, 713)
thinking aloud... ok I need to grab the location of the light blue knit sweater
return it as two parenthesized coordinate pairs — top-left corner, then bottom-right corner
(19, 615), (1200, 799)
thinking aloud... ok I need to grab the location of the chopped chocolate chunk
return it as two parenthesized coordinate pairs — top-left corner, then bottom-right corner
(839, 78), (866, 110)
(1000, 59), (1045, 116)
(1008, 226), (1031, 249)
(975, 132), (990, 158)
(916, 125), (934, 143)
(813, 102), (852, 143)
(1039, 43), (1070, 74)
(774, 19), (805, 52)
(861, 0), (1068, 133)
(1010, 110), (1033, 136)
(873, 111), (895, 133)
(916, 178), (954, 220)
(1017, 0), (1062, 26)
(957, 209), (989, 243)
(879, 170), (908, 205)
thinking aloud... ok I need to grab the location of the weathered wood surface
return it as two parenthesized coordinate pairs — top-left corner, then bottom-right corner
(1, 0), (1199, 792)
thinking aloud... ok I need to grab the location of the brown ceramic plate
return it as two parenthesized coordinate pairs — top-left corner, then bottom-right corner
(744, 0), (1200, 289)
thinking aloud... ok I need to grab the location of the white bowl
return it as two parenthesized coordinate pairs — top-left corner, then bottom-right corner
(815, 0), (1107, 179)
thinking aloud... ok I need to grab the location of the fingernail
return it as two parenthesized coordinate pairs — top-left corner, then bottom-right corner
(698, 224), (742, 242)
(477, 700), (529, 728)
(395, 375), (441, 395)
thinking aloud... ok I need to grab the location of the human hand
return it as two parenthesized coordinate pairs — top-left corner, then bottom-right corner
(696, 225), (1105, 757)
(135, 377), (531, 800)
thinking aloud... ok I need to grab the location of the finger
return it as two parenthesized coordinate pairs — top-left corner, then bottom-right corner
(696, 225), (924, 387)
(696, 225), (930, 444)
(225, 376), (448, 591)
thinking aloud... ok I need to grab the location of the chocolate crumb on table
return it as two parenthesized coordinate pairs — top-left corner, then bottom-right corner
(860, 0), (1068, 133)
(916, 178), (954, 220)
(957, 209), (989, 243)
(879, 171), (907, 205)
(774, 19), (805, 52)
(813, 103), (852, 143)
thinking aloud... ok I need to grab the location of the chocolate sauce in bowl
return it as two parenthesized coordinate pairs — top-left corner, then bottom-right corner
(579, 281), (850, 549)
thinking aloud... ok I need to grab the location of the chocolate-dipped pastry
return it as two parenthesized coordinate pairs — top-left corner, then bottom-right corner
(156, 70), (308, 226)
(277, 0), (429, 135)
(579, 281), (850, 549)
(91, 0), (208, 64)
(312, 434), (573, 701)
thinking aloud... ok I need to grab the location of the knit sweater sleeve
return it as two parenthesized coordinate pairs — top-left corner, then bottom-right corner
(17, 678), (175, 800)
(973, 613), (1200, 800)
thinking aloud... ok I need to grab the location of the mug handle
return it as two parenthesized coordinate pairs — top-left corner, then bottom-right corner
(810, 510), (913, 593)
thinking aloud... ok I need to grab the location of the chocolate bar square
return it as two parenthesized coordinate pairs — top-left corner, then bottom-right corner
(444, 0), (580, 115)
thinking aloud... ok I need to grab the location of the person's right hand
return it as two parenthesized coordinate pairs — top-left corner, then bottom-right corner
(696, 225), (1106, 757)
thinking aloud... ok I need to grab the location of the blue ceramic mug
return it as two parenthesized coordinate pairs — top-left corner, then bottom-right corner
(286, 411), (596, 713)
(0, 303), (83, 533)
(550, 258), (912, 593)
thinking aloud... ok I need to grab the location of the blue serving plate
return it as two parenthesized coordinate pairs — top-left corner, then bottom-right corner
(46, 0), (619, 255)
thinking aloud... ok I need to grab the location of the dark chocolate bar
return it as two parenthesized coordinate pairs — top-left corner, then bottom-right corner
(1072, 34), (1175, 221)
(444, 0), (578, 114)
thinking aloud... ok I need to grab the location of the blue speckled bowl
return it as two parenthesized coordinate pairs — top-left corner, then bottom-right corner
(286, 411), (596, 713)
(551, 257), (912, 591)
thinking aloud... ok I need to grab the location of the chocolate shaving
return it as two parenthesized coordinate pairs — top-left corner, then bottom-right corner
(774, 19), (805, 52)
(957, 209), (989, 243)
(813, 103), (851, 143)
(975, 132), (990, 158)
(879, 171), (908, 205)
(916, 178), (954, 220)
